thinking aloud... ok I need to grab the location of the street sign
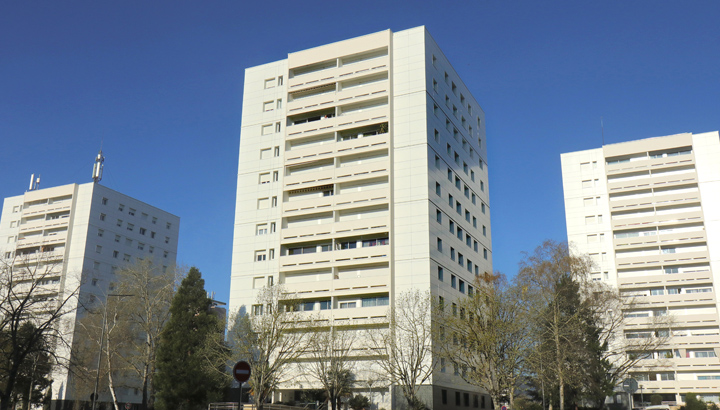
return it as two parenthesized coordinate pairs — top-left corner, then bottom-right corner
(125, 403), (131, 410)
(622, 378), (638, 394)
(501, 406), (508, 410)
(233, 361), (251, 383)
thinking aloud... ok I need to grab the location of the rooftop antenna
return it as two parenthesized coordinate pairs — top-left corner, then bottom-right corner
(601, 117), (605, 146)
(28, 174), (40, 191)
(92, 149), (105, 183)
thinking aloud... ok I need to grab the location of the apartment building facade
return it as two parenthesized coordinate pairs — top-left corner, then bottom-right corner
(230, 27), (492, 409)
(0, 181), (180, 409)
(561, 131), (720, 405)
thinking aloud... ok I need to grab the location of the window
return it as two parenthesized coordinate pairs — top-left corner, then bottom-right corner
(465, 210), (470, 222)
(450, 247), (456, 261)
(437, 238), (443, 251)
(433, 79), (438, 92)
(92, 278), (98, 286)
(466, 234), (471, 247)
(660, 373), (675, 381)
(139, 227), (146, 235)
(165, 236), (170, 244)
(449, 221), (455, 234)
(257, 224), (268, 235)
(100, 213), (106, 221)
(474, 240), (478, 252)
(438, 296), (445, 310)
(436, 182), (441, 196)
(442, 390), (447, 405)
(97, 229), (104, 237)
(455, 391), (461, 405)
(470, 170), (475, 181)
(457, 227), (463, 240)
(149, 246), (154, 254)
(482, 224), (485, 235)
(93, 261), (100, 270)
(480, 181), (485, 191)
(102, 197), (108, 205)
(339, 301), (356, 309)
(274, 146), (280, 157)
(459, 280), (465, 293)
(484, 248), (488, 259)
(95, 245), (102, 254)
(434, 129), (439, 142)
(117, 219), (123, 227)
(138, 243), (145, 251)
(456, 201), (462, 214)
(125, 238), (133, 246)
(438, 266), (444, 281)
(263, 101), (274, 112)
(128, 208), (136, 216)
(447, 168), (453, 180)
(471, 193), (476, 204)
(449, 194), (454, 207)
(141, 212), (148, 220)
(319, 300), (331, 310)
(118, 204), (125, 212)
(151, 231), (156, 238)
(252, 304), (263, 315)
(255, 251), (267, 262)
(127, 223), (134, 232)
(464, 186), (469, 198)
(458, 253), (464, 265)
(166, 222), (172, 229)
(115, 235), (121, 243)
(481, 203), (486, 214)
(455, 176), (461, 189)
(441, 358), (446, 372)
(451, 275), (457, 288)
(123, 254), (131, 262)
(152, 217), (157, 224)
(436, 210), (442, 223)
(362, 296), (389, 307)
(340, 241), (357, 250)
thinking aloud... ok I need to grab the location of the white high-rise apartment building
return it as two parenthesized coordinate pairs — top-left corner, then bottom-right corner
(230, 27), (492, 409)
(0, 178), (180, 409)
(561, 131), (720, 405)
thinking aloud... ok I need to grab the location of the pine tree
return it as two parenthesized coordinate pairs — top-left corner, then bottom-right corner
(154, 267), (227, 410)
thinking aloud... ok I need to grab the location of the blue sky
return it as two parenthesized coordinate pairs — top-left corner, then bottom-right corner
(2, 0), (719, 303)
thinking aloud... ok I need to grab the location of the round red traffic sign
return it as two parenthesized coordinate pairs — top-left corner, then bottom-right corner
(233, 361), (251, 383)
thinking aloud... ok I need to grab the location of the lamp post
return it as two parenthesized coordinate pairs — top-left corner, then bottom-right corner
(91, 294), (133, 410)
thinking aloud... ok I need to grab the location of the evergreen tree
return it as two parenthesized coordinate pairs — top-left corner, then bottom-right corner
(154, 267), (227, 410)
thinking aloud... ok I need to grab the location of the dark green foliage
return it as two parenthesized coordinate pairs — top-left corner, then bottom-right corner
(154, 267), (228, 410)
(681, 394), (707, 410)
(0, 323), (53, 410)
(349, 394), (370, 410)
(651, 394), (663, 405)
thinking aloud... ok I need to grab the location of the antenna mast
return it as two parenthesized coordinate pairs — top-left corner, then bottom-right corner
(92, 150), (105, 183)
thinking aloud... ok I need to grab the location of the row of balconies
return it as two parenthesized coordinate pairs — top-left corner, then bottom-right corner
(605, 153), (695, 176)
(282, 274), (389, 298)
(286, 106), (389, 139)
(284, 158), (390, 189)
(18, 217), (70, 233)
(607, 171), (698, 194)
(618, 270), (712, 289)
(283, 186), (390, 217)
(615, 250), (708, 269)
(20, 202), (72, 218)
(612, 210), (703, 230)
(624, 313), (718, 328)
(281, 215), (389, 245)
(287, 78), (388, 116)
(628, 292), (717, 308)
(288, 55), (389, 91)
(279, 239), (390, 272)
(609, 189), (701, 212)
(285, 131), (389, 166)
(613, 229), (706, 250)
(16, 231), (67, 248)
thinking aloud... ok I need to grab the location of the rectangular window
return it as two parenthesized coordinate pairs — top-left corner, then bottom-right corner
(123, 254), (131, 262)
(127, 223), (134, 231)
(117, 219), (123, 227)
(113, 250), (119, 258)
(436, 210), (442, 223)
(102, 197), (108, 205)
(484, 248), (488, 259)
(451, 275), (457, 288)
(481, 203), (486, 214)
(435, 182), (441, 196)
(455, 176), (461, 189)
(474, 240), (478, 252)
(456, 201), (462, 214)
(465, 210), (471, 222)
(138, 243), (145, 251)
(118, 204), (125, 212)
(449, 194), (454, 207)
(165, 236), (170, 244)
(458, 253), (464, 265)
(98, 229), (104, 237)
(95, 245), (102, 254)
(339, 301), (357, 309)
(319, 300), (331, 310)
(449, 221), (455, 234)
(128, 208), (136, 216)
(252, 304), (263, 315)
(472, 193), (476, 204)
(100, 213), (106, 221)
(115, 235), (121, 243)
(450, 247), (456, 261)
(481, 224), (485, 235)
(437, 238), (443, 252)
(139, 227), (146, 235)
(438, 266), (444, 281)
(459, 280), (465, 293)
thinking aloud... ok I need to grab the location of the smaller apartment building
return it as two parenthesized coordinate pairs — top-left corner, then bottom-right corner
(0, 181), (180, 408)
(562, 131), (720, 405)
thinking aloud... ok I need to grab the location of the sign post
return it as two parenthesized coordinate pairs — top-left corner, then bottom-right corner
(233, 361), (251, 407)
(622, 378), (638, 410)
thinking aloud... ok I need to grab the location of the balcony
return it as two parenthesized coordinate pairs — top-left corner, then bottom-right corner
(286, 107), (389, 139)
(281, 215), (390, 244)
(284, 159), (389, 188)
(287, 80), (388, 117)
(285, 132), (389, 166)
(629, 292), (716, 309)
(615, 250), (708, 269)
(283, 186), (390, 216)
(19, 217), (70, 233)
(612, 210), (704, 230)
(605, 153), (695, 175)
(288, 55), (389, 90)
(619, 270), (712, 289)
(282, 275), (389, 297)
(607, 172), (697, 194)
(613, 230), (707, 250)
(609, 190), (701, 212)
(279, 245), (390, 272)
(21, 202), (72, 217)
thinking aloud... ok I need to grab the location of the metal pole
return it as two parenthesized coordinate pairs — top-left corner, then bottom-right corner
(641, 385), (644, 409)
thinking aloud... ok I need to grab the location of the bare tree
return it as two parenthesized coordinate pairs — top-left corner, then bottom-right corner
(0, 252), (80, 410)
(440, 273), (531, 410)
(303, 325), (357, 410)
(365, 289), (435, 410)
(228, 286), (312, 410)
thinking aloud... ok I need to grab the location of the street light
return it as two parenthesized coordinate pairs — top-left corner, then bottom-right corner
(91, 294), (133, 410)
